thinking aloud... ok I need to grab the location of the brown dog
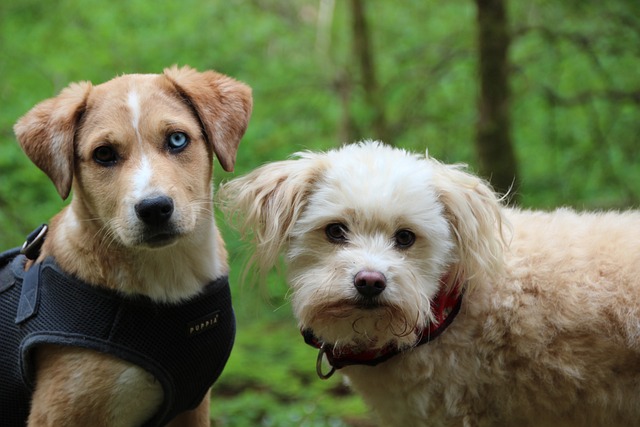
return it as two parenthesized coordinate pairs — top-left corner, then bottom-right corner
(5, 66), (251, 426)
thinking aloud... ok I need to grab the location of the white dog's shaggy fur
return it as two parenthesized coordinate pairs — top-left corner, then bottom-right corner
(220, 141), (640, 427)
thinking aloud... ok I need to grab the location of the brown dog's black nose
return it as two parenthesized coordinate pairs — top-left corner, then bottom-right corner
(135, 196), (174, 225)
(354, 270), (386, 297)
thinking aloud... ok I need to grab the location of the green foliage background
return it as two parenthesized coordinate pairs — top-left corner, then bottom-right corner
(1, 1), (638, 426)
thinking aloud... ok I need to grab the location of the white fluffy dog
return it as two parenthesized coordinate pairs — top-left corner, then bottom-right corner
(219, 141), (640, 427)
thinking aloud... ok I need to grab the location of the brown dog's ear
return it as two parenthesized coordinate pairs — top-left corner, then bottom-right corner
(431, 160), (507, 290)
(218, 155), (323, 275)
(163, 65), (253, 172)
(14, 82), (92, 200)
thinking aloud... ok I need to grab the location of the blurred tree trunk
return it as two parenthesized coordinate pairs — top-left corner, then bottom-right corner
(475, 0), (518, 202)
(350, 0), (390, 144)
(334, 71), (357, 144)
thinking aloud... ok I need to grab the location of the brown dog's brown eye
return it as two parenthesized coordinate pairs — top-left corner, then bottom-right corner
(325, 223), (348, 243)
(394, 229), (416, 249)
(93, 146), (118, 166)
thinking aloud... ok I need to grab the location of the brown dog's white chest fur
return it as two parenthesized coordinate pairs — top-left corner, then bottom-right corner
(13, 66), (252, 426)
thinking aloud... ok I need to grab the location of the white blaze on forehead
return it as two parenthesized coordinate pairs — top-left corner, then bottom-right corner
(132, 154), (153, 198)
(127, 89), (142, 145)
(127, 88), (154, 197)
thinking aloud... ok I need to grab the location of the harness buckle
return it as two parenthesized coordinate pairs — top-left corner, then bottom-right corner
(20, 224), (48, 260)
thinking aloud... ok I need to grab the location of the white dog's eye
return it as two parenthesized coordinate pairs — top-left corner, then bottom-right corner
(167, 132), (190, 152)
(394, 229), (416, 249)
(325, 223), (348, 243)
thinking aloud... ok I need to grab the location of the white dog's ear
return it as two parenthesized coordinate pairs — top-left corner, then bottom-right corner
(14, 82), (93, 200)
(431, 161), (506, 289)
(163, 65), (253, 173)
(218, 157), (323, 274)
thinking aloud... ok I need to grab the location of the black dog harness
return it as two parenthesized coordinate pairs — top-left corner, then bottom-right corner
(0, 238), (235, 426)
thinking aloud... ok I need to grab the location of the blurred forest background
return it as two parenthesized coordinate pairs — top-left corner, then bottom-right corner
(1, 0), (639, 425)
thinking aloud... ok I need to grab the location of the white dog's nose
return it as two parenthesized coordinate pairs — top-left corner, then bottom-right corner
(354, 270), (386, 298)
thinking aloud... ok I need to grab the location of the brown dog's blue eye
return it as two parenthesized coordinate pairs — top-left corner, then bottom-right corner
(93, 146), (118, 166)
(394, 229), (416, 249)
(167, 132), (189, 152)
(325, 223), (348, 243)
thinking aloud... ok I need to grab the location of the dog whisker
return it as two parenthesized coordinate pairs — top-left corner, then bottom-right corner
(191, 200), (214, 215)
(77, 216), (102, 223)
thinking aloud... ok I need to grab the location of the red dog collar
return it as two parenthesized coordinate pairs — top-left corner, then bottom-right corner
(303, 276), (464, 379)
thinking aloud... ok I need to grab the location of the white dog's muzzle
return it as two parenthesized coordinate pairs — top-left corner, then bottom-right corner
(303, 275), (465, 379)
